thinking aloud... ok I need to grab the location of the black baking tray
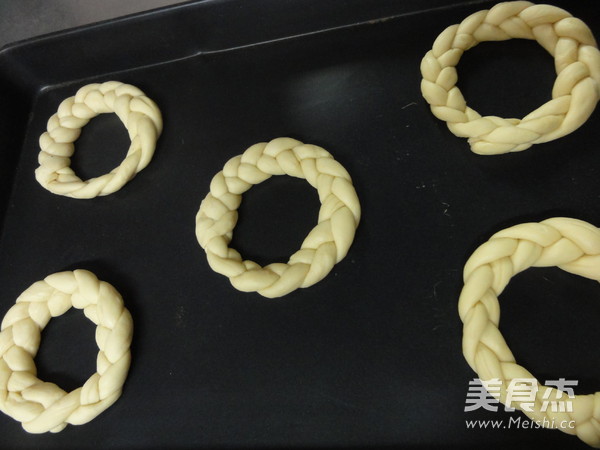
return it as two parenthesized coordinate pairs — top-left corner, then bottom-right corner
(1, 0), (599, 448)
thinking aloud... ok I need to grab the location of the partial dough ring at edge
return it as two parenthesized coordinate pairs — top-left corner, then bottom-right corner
(35, 81), (163, 199)
(420, 1), (600, 155)
(458, 217), (600, 447)
(195, 137), (361, 298)
(0, 269), (133, 433)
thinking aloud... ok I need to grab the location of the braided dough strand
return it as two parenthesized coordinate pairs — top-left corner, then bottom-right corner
(0, 270), (133, 433)
(420, 1), (600, 154)
(36, 81), (163, 198)
(459, 218), (600, 447)
(196, 137), (361, 298)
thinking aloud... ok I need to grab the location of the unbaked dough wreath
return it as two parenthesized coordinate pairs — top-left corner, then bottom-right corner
(195, 137), (361, 298)
(420, 1), (600, 154)
(0, 270), (133, 433)
(459, 217), (600, 447)
(36, 81), (163, 198)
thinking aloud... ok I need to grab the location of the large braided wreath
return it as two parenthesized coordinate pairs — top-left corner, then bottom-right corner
(35, 81), (163, 198)
(0, 270), (132, 433)
(195, 137), (361, 298)
(459, 217), (600, 447)
(420, 1), (600, 154)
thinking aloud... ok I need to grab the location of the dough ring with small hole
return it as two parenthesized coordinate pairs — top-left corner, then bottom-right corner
(195, 137), (361, 298)
(459, 217), (600, 447)
(35, 81), (163, 198)
(0, 270), (133, 433)
(420, 1), (600, 155)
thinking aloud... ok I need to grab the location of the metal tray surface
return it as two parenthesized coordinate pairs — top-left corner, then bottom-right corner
(0, 0), (599, 448)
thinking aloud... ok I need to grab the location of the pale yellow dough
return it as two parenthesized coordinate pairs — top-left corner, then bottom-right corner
(0, 270), (133, 433)
(420, 1), (600, 154)
(459, 217), (600, 447)
(36, 81), (163, 198)
(195, 137), (361, 298)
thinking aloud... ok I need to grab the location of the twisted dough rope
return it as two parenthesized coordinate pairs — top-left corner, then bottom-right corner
(420, 1), (600, 154)
(0, 270), (133, 433)
(195, 137), (361, 298)
(35, 81), (163, 198)
(459, 217), (600, 447)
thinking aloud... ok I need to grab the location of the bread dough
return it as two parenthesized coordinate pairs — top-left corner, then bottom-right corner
(0, 270), (133, 433)
(36, 81), (162, 198)
(459, 217), (600, 447)
(420, 1), (600, 154)
(195, 137), (361, 298)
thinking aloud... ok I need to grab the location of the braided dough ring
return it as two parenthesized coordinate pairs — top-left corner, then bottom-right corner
(0, 270), (133, 433)
(195, 137), (361, 298)
(35, 81), (163, 198)
(459, 217), (600, 447)
(420, 1), (600, 155)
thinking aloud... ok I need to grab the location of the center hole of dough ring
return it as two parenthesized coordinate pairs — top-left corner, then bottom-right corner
(195, 137), (361, 298)
(35, 81), (163, 198)
(458, 217), (600, 447)
(420, 1), (600, 155)
(0, 270), (133, 433)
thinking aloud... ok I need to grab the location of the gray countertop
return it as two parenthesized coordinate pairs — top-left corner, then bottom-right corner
(0, 0), (185, 48)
